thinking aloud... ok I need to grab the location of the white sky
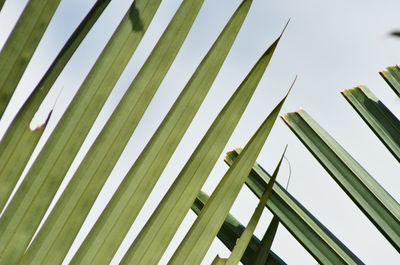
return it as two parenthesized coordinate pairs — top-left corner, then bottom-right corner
(0, 0), (399, 264)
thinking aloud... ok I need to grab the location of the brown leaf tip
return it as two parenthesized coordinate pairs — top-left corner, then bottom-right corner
(31, 110), (52, 132)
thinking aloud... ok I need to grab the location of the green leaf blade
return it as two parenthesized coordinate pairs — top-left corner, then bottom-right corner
(18, 0), (204, 264)
(212, 256), (228, 265)
(252, 216), (280, 265)
(0, 0), (161, 263)
(20, 0), (246, 263)
(59, 1), (208, 264)
(380, 65), (400, 97)
(342, 86), (400, 163)
(225, 149), (364, 265)
(192, 191), (287, 265)
(0, 0), (111, 213)
(225, 147), (286, 265)
(167, 92), (288, 265)
(283, 110), (400, 252)
(119, 29), (282, 265)
(0, 0), (62, 116)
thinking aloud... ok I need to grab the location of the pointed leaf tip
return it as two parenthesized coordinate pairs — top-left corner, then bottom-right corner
(280, 18), (291, 38)
(285, 75), (297, 98)
(274, 145), (287, 176)
(264, 20), (290, 54)
(283, 144), (288, 156)
(277, 78), (296, 123)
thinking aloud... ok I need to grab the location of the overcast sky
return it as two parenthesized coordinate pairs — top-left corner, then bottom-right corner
(0, 0), (399, 264)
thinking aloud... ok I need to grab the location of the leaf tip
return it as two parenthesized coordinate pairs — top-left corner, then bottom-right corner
(342, 86), (359, 96)
(283, 144), (288, 155)
(282, 111), (295, 120)
(280, 18), (291, 38)
(30, 110), (52, 132)
(285, 75), (297, 98)
(268, 18), (291, 52)
(297, 107), (306, 113)
(234, 147), (243, 152)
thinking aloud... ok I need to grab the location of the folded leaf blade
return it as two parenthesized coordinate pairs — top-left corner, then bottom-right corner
(167, 91), (288, 265)
(0, 0), (111, 213)
(0, 0), (162, 263)
(225, 147), (286, 265)
(342, 86), (400, 163)
(21, 0), (251, 264)
(0, 0), (62, 116)
(380, 65), (400, 97)
(283, 109), (400, 252)
(192, 191), (287, 265)
(119, 29), (282, 265)
(252, 216), (280, 265)
(225, 149), (364, 265)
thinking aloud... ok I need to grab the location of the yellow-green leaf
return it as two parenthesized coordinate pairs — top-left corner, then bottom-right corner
(225, 147), (286, 265)
(212, 256), (228, 265)
(119, 30), (283, 265)
(0, 0), (62, 116)
(22, 0), (247, 264)
(226, 149), (364, 265)
(0, 0), (5, 12)
(192, 191), (287, 265)
(167, 91), (289, 265)
(0, 0), (162, 263)
(0, 0), (111, 213)
(252, 216), (280, 265)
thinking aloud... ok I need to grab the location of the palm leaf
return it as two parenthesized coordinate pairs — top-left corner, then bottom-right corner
(225, 149), (364, 265)
(167, 91), (289, 265)
(0, 0), (62, 116)
(283, 109), (400, 252)
(0, 0), (5, 12)
(212, 256), (228, 265)
(0, 0), (163, 262)
(252, 216), (280, 265)
(224, 146), (286, 265)
(380, 65), (400, 97)
(0, 0), (111, 213)
(21, 0), (247, 264)
(118, 32), (283, 265)
(342, 85), (400, 162)
(192, 191), (286, 265)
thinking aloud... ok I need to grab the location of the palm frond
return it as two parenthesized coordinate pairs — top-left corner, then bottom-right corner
(168, 91), (289, 265)
(283, 109), (400, 252)
(224, 146), (286, 265)
(342, 85), (400, 162)
(192, 191), (287, 265)
(0, 0), (163, 262)
(0, 0), (111, 213)
(226, 149), (364, 265)
(0, 0), (62, 116)
(118, 33), (282, 265)
(380, 65), (400, 97)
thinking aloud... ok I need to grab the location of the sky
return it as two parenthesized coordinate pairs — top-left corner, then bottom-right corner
(0, 0), (399, 264)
